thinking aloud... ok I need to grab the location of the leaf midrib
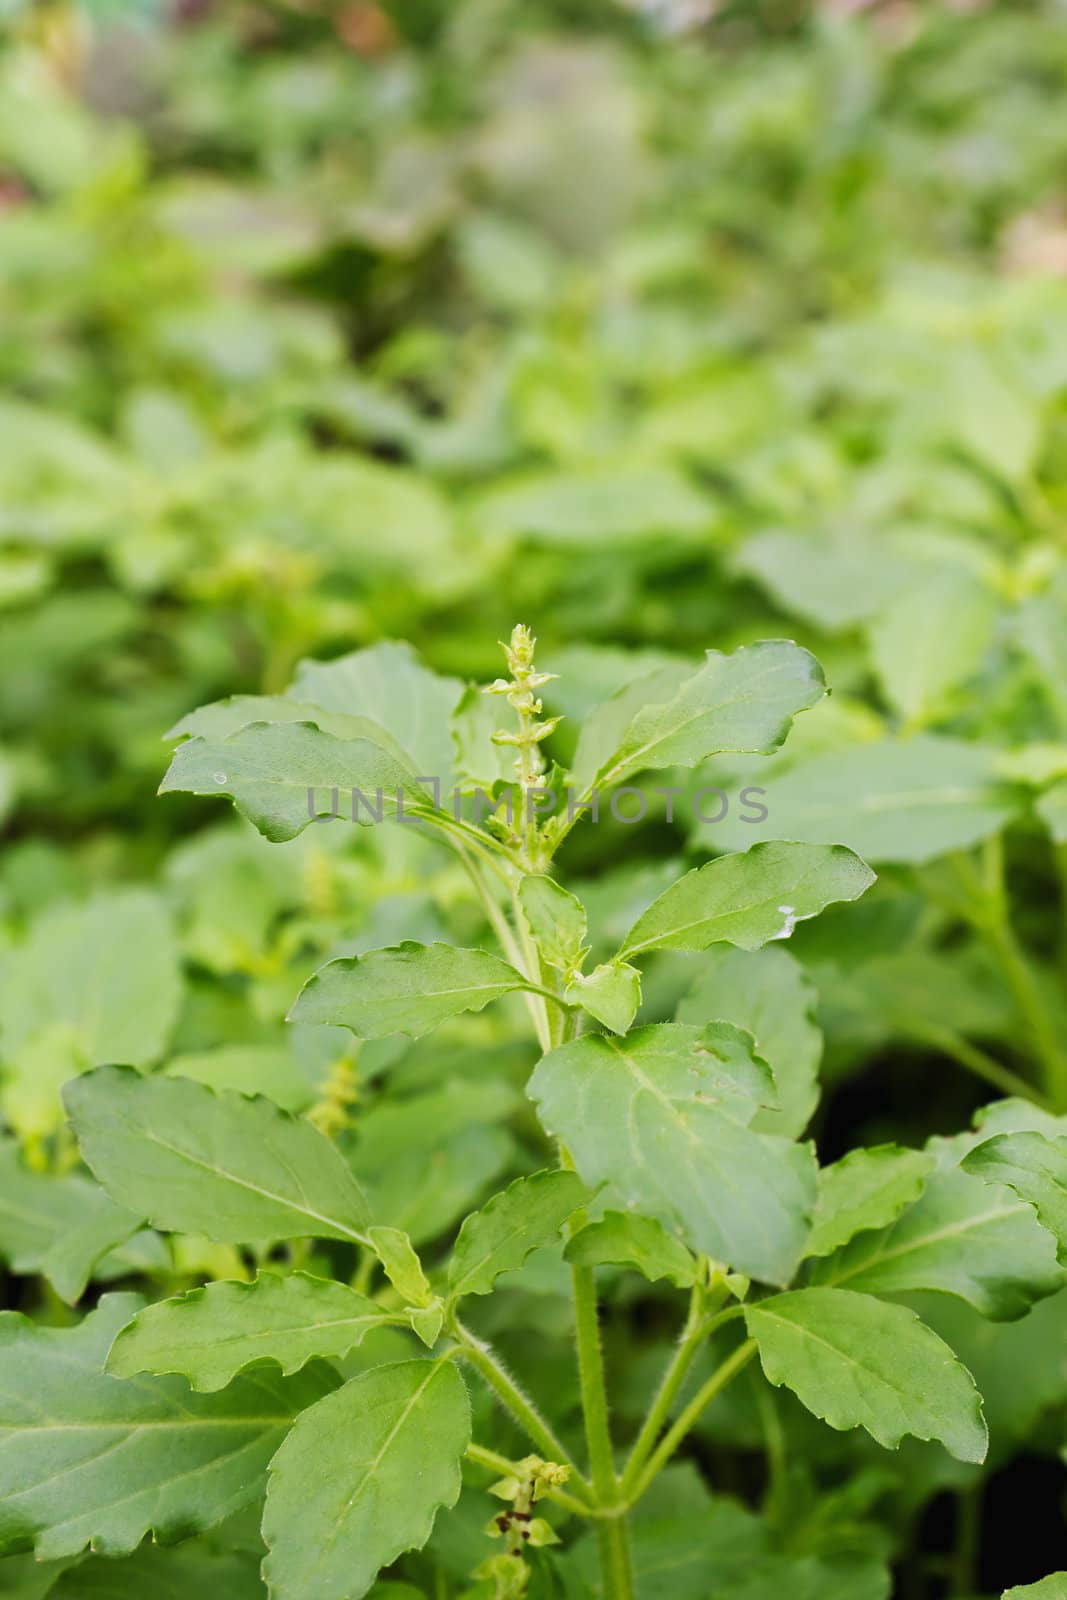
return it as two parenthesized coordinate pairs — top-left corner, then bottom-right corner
(139, 1128), (367, 1246)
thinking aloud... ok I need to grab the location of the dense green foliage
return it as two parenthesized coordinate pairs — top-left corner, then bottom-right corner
(4, 1), (1067, 1596)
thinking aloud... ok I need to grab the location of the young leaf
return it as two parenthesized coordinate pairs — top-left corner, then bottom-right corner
(805, 1146), (935, 1259)
(290, 942), (532, 1039)
(564, 1211), (698, 1288)
(262, 1359), (470, 1600)
(745, 1288), (988, 1462)
(106, 1272), (396, 1392)
(809, 1167), (1064, 1319)
(367, 1226), (435, 1307)
(406, 1305), (444, 1348)
(677, 946), (822, 1139)
(564, 960), (641, 1035)
(570, 641), (825, 793)
(518, 874), (588, 972)
(1003, 1579), (1067, 1600)
(0, 1294), (334, 1560)
(448, 1169), (591, 1300)
(159, 724), (432, 844)
(617, 842), (875, 960)
(529, 1023), (816, 1286)
(962, 1132), (1067, 1264)
(64, 1066), (371, 1246)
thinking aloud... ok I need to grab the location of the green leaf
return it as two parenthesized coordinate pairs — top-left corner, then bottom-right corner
(448, 1170), (590, 1300)
(528, 1023), (816, 1285)
(867, 572), (997, 728)
(677, 946), (822, 1139)
(159, 724), (432, 844)
(0, 1294), (334, 1560)
(962, 1132), (1067, 1265)
(450, 682), (515, 788)
(0, 888), (180, 1069)
(715, 1555), (891, 1600)
(289, 942), (531, 1039)
(697, 737), (1021, 864)
(367, 1226), (434, 1306)
(363, 1125), (514, 1249)
(0, 1551), (74, 1599)
(166, 693), (409, 755)
(38, 1189), (145, 1306)
(734, 528), (920, 633)
(1003, 1578), (1067, 1600)
(518, 874), (588, 972)
(809, 1167), (1064, 1319)
(745, 1288), (988, 1462)
(405, 1304), (444, 1348)
(64, 1066), (371, 1246)
(563, 1210), (697, 1287)
(806, 1147), (936, 1260)
(289, 640), (463, 779)
(1036, 779), (1067, 844)
(475, 468), (715, 546)
(564, 960), (641, 1035)
(618, 842), (875, 960)
(0, 1142), (148, 1304)
(106, 1273), (396, 1392)
(262, 1359), (470, 1600)
(47, 1540), (266, 1599)
(165, 1045), (314, 1114)
(570, 641), (825, 793)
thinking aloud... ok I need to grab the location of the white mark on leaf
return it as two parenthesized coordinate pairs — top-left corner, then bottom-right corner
(769, 904), (797, 940)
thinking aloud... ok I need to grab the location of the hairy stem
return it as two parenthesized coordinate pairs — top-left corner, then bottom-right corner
(626, 1339), (758, 1506)
(452, 839), (553, 1050)
(951, 844), (1067, 1103)
(619, 1283), (741, 1498)
(450, 1315), (592, 1498)
(559, 1142), (633, 1596)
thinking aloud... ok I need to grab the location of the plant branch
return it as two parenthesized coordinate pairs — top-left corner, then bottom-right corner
(619, 1276), (725, 1497)
(904, 1020), (1050, 1108)
(450, 1314), (592, 1498)
(625, 1338), (758, 1506)
(949, 844), (1067, 1102)
(559, 1142), (633, 1597)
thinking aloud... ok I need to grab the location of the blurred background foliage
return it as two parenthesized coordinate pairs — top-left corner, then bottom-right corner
(5, 1), (1067, 1594)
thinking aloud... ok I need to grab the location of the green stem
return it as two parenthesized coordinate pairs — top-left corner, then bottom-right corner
(625, 1339), (758, 1506)
(620, 1278), (710, 1498)
(450, 1315), (592, 1498)
(950, 1481), (982, 1597)
(619, 1296), (743, 1500)
(950, 845), (1067, 1104)
(904, 1021), (1049, 1108)
(453, 841), (554, 1050)
(985, 915), (1067, 1099)
(560, 1143), (632, 1598)
(753, 1378), (786, 1514)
